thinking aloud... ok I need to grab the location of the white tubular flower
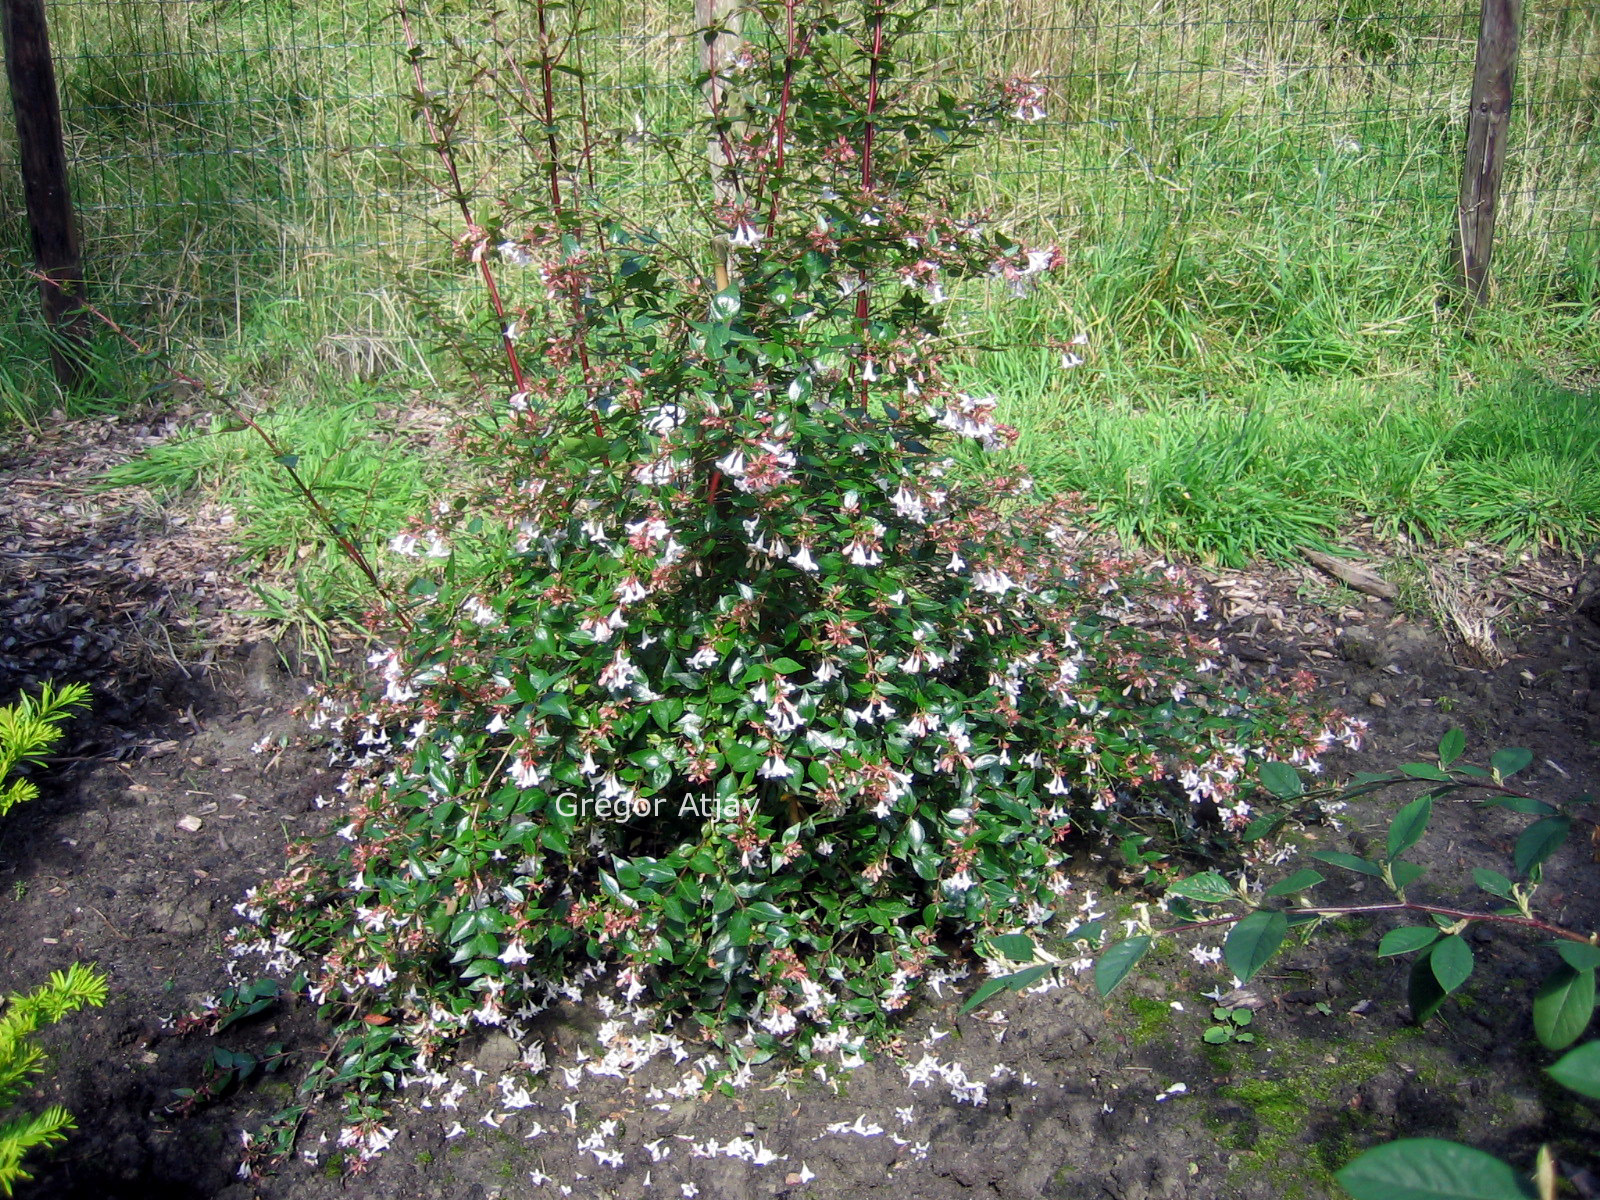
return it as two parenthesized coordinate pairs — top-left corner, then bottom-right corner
(758, 752), (794, 780)
(645, 405), (686, 435)
(615, 576), (650, 604)
(510, 755), (545, 789)
(498, 241), (535, 266)
(846, 540), (881, 568)
(891, 483), (926, 523)
(462, 596), (499, 626)
(598, 648), (640, 692)
(972, 568), (1017, 595)
(942, 869), (977, 894)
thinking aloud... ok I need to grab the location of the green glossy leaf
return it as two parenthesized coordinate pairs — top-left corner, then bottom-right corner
(1224, 910), (1288, 984)
(1429, 935), (1474, 994)
(1242, 812), (1286, 843)
(959, 976), (1011, 1014)
(1335, 1137), (1535, 1200)
(989, 933), (1036, 962)
(1399, 762), (1451, 782)
(1533, 965), (1596, 1051)
(1094, 936), (1151, 998)
(1514, 815), (1571, 878)
(1379, 926), (1442, 957)
(1547, 1041), (1600, 1100)
(1389, 861), (1427, 890)
(1556, 942), (1600, 972)
(1408, 953), (1449, 1024)
(1490, 747), (1533, 779)
(1310, 850), (1383, 877)
(1064, 920), (1103, 945)
(1202, 1025), (1231, 1043)
(1166, 871), (1236, 905)
(1258, 761), (1303, 799)
(1484, 795), (1556, 817)
(1387, 796), (1433, 861)
(1437, 729), (1466, 768)
(1003, 965), (1051, 992)
(1471, 868), (1515, 900)
(1265, 868), (1325, 897)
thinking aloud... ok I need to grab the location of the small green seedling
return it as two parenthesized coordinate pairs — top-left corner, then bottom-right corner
(1203, 1005), (1256, 1044)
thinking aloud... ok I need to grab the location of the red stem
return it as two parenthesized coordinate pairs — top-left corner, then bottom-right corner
(861, 4), (883, 195)
(854, 3), (885, 398)
(532, 0), (601, 436)
(1171, 901), (1593, 944)
(763, 0), (809, 236)
(534, 0), (564, 214)
(397, 1), (528, 397)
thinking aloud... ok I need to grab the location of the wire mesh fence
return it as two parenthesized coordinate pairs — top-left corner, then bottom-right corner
(2, 0), (1596, 351)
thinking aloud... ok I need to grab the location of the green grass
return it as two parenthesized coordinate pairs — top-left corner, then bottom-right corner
(100, 378), (441, 620)
(1, 0), (1594, 574)
(967, 354), (1600, 567)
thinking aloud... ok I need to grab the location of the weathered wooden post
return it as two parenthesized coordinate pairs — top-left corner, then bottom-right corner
(2, 0), (88, 386)
(696, 0), (741, 292)
(1454, 0), (1520, 309)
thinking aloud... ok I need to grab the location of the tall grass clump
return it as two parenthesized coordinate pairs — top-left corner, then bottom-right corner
(223, 0), (1356, 1166)
(12, 1), (1593, 416)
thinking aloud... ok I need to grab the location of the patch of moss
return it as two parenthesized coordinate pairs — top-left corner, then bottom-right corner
(1126, 995), (1172, 1046)
(1208, 1028), (1441, 1197)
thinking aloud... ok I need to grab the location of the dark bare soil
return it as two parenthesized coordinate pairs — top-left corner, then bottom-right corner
(6, 410), (1600, 1200)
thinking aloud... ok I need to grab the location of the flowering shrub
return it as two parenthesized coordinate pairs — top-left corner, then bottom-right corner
(240, 0), (1347, 1138)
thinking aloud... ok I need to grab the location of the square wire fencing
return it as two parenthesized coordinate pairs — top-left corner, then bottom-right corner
(1, 0), (1596, 358)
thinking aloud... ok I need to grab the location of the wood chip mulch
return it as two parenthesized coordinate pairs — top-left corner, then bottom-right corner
(0, 405), (269, 706)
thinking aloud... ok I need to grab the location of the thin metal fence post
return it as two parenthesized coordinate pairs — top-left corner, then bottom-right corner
(1455, 0), (1521, 309)
(2, 0), (88, 385)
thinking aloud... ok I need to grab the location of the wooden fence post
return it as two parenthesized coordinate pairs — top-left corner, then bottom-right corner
(2, 0), (88, 386)
(1454, 0), (1520, 309)
(696, 0), (741, 292)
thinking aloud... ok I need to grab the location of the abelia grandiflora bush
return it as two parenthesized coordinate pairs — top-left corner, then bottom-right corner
(242, 0), (1355, 1097)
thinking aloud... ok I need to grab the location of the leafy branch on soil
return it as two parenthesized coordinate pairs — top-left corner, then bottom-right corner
(1031, 729), (1599, 1200)
(0, 682), (107, 1195)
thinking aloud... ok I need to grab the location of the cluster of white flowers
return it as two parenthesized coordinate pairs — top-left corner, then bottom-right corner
(1010, 79), (1047, 122)
(933, 392), (1004, 449)
(497, 240), (535, 266)
(389, 528), (451, 558)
